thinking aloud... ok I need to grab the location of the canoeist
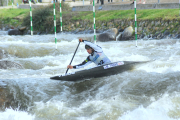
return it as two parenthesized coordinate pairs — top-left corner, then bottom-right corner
(67, 38), (111, 69)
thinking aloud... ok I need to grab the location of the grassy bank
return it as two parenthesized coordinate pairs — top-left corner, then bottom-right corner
(0, 8), (29, 27)
(0, 4), (179, 30)
(72, 9), (180, 21)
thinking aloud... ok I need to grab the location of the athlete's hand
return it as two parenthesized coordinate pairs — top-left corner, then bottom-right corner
(79, 38), (83, 42)
(67, 65), (73, 69)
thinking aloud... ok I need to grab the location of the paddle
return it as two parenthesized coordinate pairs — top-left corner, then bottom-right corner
(65, 41), (81, 74)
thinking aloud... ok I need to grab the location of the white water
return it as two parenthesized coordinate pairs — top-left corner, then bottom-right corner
(0, 32), (180, 120)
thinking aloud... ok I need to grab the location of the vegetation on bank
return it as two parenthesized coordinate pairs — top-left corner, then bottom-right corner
(72, 9), (180, 21)
(0, 8), (29, 27)
(0, 3), (179, 32)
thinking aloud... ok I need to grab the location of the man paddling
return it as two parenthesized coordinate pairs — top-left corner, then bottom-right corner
(67, 38), (111, 69)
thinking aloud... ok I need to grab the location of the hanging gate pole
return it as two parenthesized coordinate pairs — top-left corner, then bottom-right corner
(60, 0), (62, 32)
(134, 0), (137, 47)
(93, 0), (96, 44)
(53, 2), (57, 49)
(29, 0), (33, 35)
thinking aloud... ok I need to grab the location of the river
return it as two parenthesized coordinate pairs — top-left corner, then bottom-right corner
(0, 31), (180, 120)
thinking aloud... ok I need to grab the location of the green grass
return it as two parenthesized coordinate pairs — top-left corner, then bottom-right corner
(0, 8), (29, 26)
(71, 9), (180, 21)
(0, 8), (29, 18)
(0, 6), (179, 22)
(0, 6), (179, 30)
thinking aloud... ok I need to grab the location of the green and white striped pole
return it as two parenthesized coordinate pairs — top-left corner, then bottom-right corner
(134, 0), (137, 47)
(12, 0), (13, 8)
(93, 0), (96, 44)
(179, 0), (180, 16)
(53, 1), (57, 49)
(29, 0), (33, 35)
(60, 0), (62, 31)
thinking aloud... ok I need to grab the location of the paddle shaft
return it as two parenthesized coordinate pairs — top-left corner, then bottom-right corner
(65, 41), (80, 74)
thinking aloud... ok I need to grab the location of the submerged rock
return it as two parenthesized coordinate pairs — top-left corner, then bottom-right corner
(0, 87), (14, 111)
(0, 60), (24, 69)
(0, 49), (8, 59)
(0, 83), (29, 111)
(0, 49), (23, 69)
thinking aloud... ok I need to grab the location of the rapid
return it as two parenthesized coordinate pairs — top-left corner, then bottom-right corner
(0, 31), (180, 120)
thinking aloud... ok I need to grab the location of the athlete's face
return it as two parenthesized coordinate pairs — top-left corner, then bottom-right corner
(86, 48), (92, 54)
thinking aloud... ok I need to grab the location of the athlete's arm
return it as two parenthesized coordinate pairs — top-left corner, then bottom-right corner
(73, 56), (92, 69)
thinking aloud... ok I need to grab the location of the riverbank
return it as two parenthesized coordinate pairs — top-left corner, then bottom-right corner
(0, 5), (180, 40)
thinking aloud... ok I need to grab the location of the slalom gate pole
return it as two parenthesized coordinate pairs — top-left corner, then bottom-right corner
(134, 0), (137, 47)
(29, 0), (33, 35)
(60, 0), (62, 31)
(12, 0), (13, 8)
(53, 1), (57, 49)
(93, 0), (96, 44)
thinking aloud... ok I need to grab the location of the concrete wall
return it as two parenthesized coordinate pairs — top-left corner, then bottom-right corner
(18, 0), (179, 9)
(113, 0), (179, 3)
(72, 3), (179, 11)
(39, 0), (179, 3)
(42, 0), (52, 2)
(19, 3), (51, 8)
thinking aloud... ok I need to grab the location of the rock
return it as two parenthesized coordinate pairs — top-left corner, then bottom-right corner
(153, 32), (161, 39)
(97, 33), (111, 42)
(121, 26), (133, 40)
(0, 49), (8, 59)
(18, 26), (26, 31)
(138, 33), (146, 39)
(85, 29), (94, 34)
(176, 34), (180, 39)
(157, 33), (163, 39)
(160, 30), (171, 39)
(164, 30), (170, 36)
(0, 61), (24, 69)
(8, 26), (26, 35)
(138, 27), (143, 32)
(97, 28), (118, 42)
(0, 83), (29, 111)
(75, 21), (79, 27)
(155, 20), (161, 26)
(0, 87), (14, 111)
(8, 29), (22, 35)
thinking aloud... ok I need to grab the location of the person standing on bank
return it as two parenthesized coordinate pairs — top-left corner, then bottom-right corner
(67, 38), (111, 69)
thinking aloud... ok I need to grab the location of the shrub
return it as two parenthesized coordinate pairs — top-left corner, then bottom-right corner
(22, 2), (70, 32)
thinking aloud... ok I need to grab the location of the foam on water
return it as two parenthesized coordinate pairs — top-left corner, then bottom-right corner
(0, 33), (180, 120)
(0, 108), (35, 120)
(119, 93), (180, 120)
